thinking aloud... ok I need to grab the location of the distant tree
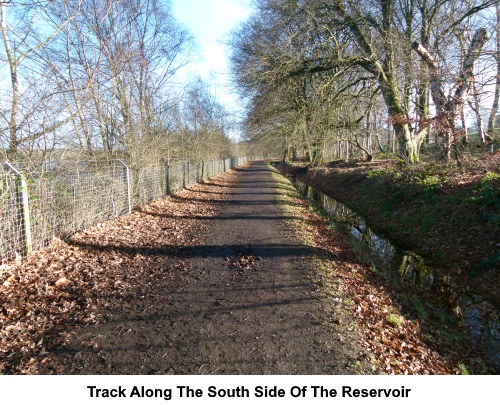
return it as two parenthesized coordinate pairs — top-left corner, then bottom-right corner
(176, 77), (233, 161)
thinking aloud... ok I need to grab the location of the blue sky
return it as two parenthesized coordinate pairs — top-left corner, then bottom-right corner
(171, 0), (252, 111)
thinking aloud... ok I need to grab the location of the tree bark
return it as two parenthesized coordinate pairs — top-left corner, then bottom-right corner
(469, 81), (486, 146)
(488, 1), (500, 136)
(412, 28), (489, 159)
(1, 3), (19, 153)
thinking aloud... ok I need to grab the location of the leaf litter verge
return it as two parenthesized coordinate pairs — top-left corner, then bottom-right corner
(0, 168), (239, 374)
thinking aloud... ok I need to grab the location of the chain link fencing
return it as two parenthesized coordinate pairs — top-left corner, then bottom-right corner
(1, 157), (254, 264)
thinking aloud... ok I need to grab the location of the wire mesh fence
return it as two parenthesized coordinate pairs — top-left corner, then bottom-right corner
(0, 164), (31, 263)
(167, 163), (185, 193)
(0, 156), (253, 264)
(133, 164), (166, 207)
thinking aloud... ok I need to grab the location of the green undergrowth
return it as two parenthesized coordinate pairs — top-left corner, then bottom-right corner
(326, 163), (499, 273)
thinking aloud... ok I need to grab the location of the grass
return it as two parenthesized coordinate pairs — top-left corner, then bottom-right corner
(343, 157), (500, 270)
(269, 165), (376, 373)
(386, 313), (403, 327)
(410, 294), (429, 320)
(470, 250), (500, 276)
(456, 362), (469, 375)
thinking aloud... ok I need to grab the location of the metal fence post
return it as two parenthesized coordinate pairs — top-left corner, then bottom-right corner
(182, 162), (186, 187)
(201, 160), (205, 181)
(116, 159), (132, 214)
(3, 162), (32, 257)
(164, 161), (170, 195)
(186, 161), (190, 186)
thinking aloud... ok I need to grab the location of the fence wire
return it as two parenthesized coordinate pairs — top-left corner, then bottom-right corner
(168, 163), (185, 193)
(133, 165), (166, 207)
(0, 165), (27, 263)
(0, 157), (252, 264)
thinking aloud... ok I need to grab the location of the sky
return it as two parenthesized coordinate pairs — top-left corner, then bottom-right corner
(170, 0), (253, 114)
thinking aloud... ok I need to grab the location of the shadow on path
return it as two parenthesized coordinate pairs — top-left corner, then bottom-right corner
(53, 160), (373, 375)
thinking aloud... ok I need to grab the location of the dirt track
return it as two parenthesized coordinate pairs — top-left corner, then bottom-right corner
(19, 161), (370, 374)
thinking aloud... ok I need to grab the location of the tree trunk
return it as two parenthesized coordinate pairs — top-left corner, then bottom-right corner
(489, 1), (500, 136)
(469, 81), (486, 146)
(1, 3), (19, 153)
(413, 28), (489, 160)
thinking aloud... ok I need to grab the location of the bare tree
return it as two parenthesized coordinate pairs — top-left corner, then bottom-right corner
(230, 0), (495, 163)
(46, 0), (193, 162)
(0, 0), (80, 157)
(413, 28), (489, 159)
(176, 76), (233, 161)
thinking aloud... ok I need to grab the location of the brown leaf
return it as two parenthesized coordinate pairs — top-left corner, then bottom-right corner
(55, 277), (70, 287)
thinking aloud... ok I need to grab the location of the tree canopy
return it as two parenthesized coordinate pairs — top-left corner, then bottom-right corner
(229, 0), (497, 164)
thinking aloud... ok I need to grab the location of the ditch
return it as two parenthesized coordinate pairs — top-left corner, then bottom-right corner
(282, 172), (499, 372)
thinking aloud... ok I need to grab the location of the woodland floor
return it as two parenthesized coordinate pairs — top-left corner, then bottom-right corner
(0, 161), (470, 374)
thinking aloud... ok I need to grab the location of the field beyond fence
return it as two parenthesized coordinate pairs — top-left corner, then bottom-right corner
(0, 157), (252, 264)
